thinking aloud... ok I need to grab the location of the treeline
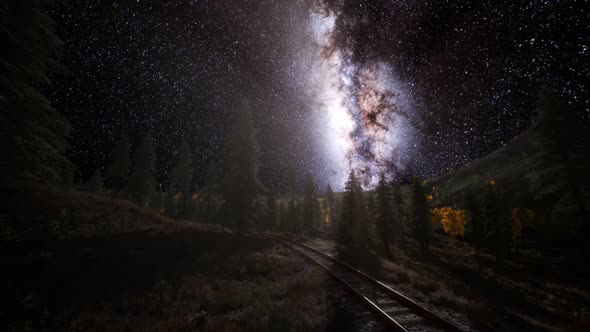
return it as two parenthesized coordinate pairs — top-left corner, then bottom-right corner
(429, 86), (589, 251)
(251, 86), (589, 269)
(83, 132), (222, 225)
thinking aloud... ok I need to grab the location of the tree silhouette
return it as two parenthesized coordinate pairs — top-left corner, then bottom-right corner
(286, 161), (299, 233)
(532, 86), (587, 225)
(106, 134), (130, 193)
(391, 181), (406, 245)
(302, 173), (320, 234)
(324, 184), (338, 229)
(167, 139), (193, 219)
(483, 182), (512, 269)
(222, 99), (260, 234)
(410, 179), (432, 251)
(86, 168), (104, 194)
(128, 132), (156, 206)
(339, 170), (372, 266)
(465, 189), (486, 266)
(1, 0), (72, 184)
(266, 190), (278, 230)
(375, 173), (397, 254)
(202, 160), (218, 223)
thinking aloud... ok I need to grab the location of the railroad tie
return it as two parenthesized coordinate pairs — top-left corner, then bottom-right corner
(358, 307), (410, 316)
(396, 316), (425, 327)
(385, 307), (411, 315)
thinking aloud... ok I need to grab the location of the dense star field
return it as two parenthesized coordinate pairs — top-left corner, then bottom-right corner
(49, 0), (589, 190)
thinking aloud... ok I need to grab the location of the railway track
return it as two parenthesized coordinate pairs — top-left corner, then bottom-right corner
(258, 233), (464, 332)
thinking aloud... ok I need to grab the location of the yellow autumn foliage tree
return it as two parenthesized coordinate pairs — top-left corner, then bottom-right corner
(431, 207), (468, 238)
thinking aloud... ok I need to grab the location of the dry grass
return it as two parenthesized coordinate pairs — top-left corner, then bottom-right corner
(0, 181), (227, 241)
(300, 235), (590, 331)
(57, 244), (329, 332)
(1, 182), (330, 331)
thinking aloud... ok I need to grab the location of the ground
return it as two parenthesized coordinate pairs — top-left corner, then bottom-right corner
(4, 230), (338, 331)
(301, 233), (590, 332)
(3, 183), (589, 331)
(1, 184), (336, 331)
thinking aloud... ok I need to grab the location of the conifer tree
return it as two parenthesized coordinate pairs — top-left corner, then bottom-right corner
(279, 204), (289, 232)
(410, 179), (432, 251)
(1, 0), (72, 184)
(253, 198), (268, 231)
(287, 199), (299, 234)
(168, 139), (193, 219)
(168, 139), (193, 194)
(286, 161), (299, 233)
(532, 86), (587, 224)
(366, 192), (378, 251)
(302, 173), (320, 234)
(222, 99), (260, 234)
(87, 168), (104, 194)
(266, 190), (278, 230)
(465, 190), (486, 265)
(128, 132), (156, 206)
(483, 182), (512, 268)
(325, 184), (338, 228)
(106, 134), (130, 192)
(203, 160), (218, 222)
(339, 170), (372, 266)
(392, 182), (405, 235)
(375, 173), (397, 254)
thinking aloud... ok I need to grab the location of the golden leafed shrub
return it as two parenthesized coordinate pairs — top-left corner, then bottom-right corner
(431, 207), (467, 238)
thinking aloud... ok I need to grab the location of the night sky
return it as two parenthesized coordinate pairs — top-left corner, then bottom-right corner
(49, 0), (589, 190)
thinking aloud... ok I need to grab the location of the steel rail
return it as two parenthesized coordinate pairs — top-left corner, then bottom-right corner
(259, 232), (464, 332)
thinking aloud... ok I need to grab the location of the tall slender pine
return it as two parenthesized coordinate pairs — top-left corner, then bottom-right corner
(410, 179), (432, 251)
(106, 134), (130, 192)
(222, 99), (260, 234)
(128, 132), (156, 206)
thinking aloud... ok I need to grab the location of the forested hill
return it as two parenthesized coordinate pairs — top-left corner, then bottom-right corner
(428, 88), (589, 232)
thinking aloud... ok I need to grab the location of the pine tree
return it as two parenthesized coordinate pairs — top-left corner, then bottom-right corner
(375, 173), (397, 254)
(465, 190), (486, 266)
(287, 199), (299, 234)
(391, 182), (405, 235)
(1, 0), (72, 184)
(339, 170), (372, 266)
(106, 134), (130, 192)
(168, 139), (193, 194)
(222, 99), (260, 234)
(339, 171), (356, 245)
(87, 168), (104, 194)
(253, 197), (268, 231)
(279, 202), (288, 232)
(152, 189), (165, 212)
(325, 184), (338, 229)
(203, 160), (218, 223)
(366, 192), (378, 251)
(483, 182), (512, 269)
(286, 161), (299, 233)
(128, 132), (156, 206)
(167, 139), (193, 219)
(266, 190), (278, 230)
(532, 86), (587, 225)
(302, 173), (320, 234)
(410, 179), (432, 251)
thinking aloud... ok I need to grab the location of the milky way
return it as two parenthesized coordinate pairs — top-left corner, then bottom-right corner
(303, 4), (417, 188)
(49, 0), (588, 191)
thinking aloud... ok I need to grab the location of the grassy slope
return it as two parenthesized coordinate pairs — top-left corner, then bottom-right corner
(429, 125), (589, 208)
(1, 182), (333, 331)
(302, 235), (590, 332)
